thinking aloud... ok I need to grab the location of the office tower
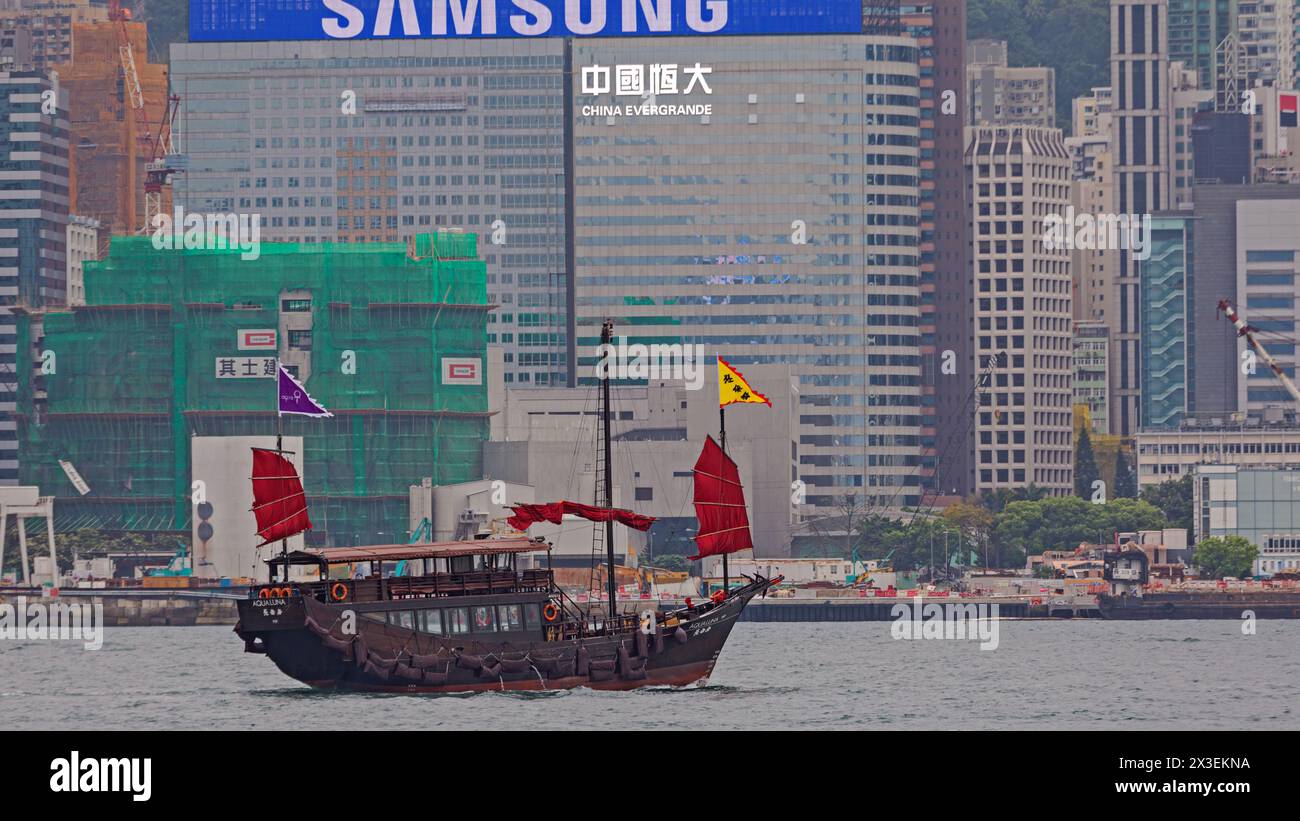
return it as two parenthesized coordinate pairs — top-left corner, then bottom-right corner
(1168, 61), (1214, 205)
(898, 0), (971, 498)
(1074, 321), (1111, 434)
(1110, 0), (1171, 436)
(966, 125), (1074, 495)
(967, 38), (1056, 128)
(170, 39), (569, 388)
(0, 67), (68, 484)
(570, 34), (924, 509)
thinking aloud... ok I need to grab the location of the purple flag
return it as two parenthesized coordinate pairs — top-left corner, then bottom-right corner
(277, 363), (332, 417)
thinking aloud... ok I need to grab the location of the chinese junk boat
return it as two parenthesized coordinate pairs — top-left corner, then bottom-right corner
(234, 322), (780, 692)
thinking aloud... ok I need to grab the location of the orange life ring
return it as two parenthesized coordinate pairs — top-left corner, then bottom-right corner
(542, 602), (559, 622)
(330, 582), (348, 602)
(258, 588), (272, 599)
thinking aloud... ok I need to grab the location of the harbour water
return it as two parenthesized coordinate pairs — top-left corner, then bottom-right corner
(3, 621), (1297, 730)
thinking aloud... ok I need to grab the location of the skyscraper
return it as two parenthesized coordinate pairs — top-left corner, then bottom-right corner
(0, 67), (69, 484)
(966, 125), (1074, 494)
(570, 34), (924, 509)
(1110, 0), (1171, 435)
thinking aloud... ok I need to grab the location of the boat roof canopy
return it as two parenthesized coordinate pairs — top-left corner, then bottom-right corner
(266, 537), (549, 569)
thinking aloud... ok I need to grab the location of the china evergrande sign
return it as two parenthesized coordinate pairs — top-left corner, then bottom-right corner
(189, 0), (864, 41)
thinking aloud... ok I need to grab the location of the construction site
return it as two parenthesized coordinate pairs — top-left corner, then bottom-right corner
(54, 4), (172, 245)
(14, 230), (492, 551)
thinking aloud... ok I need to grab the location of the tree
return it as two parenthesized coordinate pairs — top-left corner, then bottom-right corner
(1114, 448), (1137, 498)
(1139, 474), (1193, 532)
(942, 502), (995, 565)
(1193, 536), (1258, 580)
(1075, 427), (1100, 499)
(991, 495), (1167, 565)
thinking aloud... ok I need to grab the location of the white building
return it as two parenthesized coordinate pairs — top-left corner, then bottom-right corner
(966, 124), (1074, 494)
(1136, 417), (1300, 487)
(1193, 463), (1300, 576)
(65, 214), (98, 307)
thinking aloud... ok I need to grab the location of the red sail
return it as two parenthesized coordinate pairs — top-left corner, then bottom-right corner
(690, 435), (753, 559)
(507, 501), (655, 533)
(250, 447), (312, 546)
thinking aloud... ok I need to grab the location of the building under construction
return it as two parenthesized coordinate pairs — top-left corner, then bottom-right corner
(15, 231), (492, 547)
(57, 15), (168, 243)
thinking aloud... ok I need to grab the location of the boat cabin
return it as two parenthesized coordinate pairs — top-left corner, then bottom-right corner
(263, 537), (554, 605)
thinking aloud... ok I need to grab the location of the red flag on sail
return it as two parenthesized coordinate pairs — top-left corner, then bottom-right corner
(690, 435), (753, 560)
(250, 448), (311, 546)
(507, 500), (655, 533)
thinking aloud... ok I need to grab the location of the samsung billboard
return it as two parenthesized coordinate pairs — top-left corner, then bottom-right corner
(189, 0), (865, 41)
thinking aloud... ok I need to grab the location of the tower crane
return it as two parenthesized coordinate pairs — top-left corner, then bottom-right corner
(1218, 298), (1300, 405)
(108, 0), (182, 234)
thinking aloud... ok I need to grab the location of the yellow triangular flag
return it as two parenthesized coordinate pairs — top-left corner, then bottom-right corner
(718, 357), (771, 408)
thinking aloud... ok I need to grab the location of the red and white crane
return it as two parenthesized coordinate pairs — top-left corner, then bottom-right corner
(1218, 298), (1300, 405)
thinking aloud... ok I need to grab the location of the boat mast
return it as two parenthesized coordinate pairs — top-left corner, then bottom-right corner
(719, 405), (728, 594)
(276, 361), (288, 583)
(600, 320), (618, 625)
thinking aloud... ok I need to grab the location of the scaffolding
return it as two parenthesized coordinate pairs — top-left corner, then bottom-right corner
(16, 232), (491, 546)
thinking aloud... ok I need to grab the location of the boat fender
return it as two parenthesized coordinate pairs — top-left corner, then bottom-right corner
(456, 653), (484, 671)
(500, 657), (531, 674)
(674, 626), (688, 644)
(651, 629), (664, 655)
(422, 667), (450, 685)
(479, 661), (502, 679)
(367, 651), (398, 670)
(393, 662), (423, 682)
(410, 653), (444, 669)
(352, 637), (368, 669)
(575, 645), (591, 676)
(588, 660), (616, 682)
(627, 656), (647, 672)
(321, 633), (352, 658)
(634, 629), (649, 658)
(363, 659), (391, 680)
(616, 643), (631, 671)
(621, 656), (648, 680)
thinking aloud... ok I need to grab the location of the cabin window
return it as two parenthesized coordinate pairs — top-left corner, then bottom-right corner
(471, 605), (496, 632)
(523, 603), (541, 629)
(498, 604), (522, 631)
(419, 609), (443, 635)
(450, 555), (475, 574)
(387, 611), (414, 629)
(447, 607), (470, 634)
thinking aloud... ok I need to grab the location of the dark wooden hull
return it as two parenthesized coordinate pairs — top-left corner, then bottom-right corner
(1097, 592), (1300, 619)
(236, 583), (768, 693)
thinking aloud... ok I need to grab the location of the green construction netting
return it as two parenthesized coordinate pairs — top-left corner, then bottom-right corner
(18, 233), (489, 545)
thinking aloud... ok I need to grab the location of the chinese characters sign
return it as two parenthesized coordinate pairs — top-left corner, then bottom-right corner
(216, 357), (278, 379)
(580, 62), (714, 118)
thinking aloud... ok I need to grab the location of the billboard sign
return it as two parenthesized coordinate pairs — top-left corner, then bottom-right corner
(190, 0), (863, 42)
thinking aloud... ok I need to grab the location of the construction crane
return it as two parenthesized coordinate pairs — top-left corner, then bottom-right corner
(1218, 298), (1300, 405)
(108, 0), (182, 234)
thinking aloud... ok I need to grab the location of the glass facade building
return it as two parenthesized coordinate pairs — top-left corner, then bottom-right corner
(169, 39), (569, 387)
(570, 35), (923, 508)
(1140, 213), (1192, 429)
(1194, 464), (1300, 576)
